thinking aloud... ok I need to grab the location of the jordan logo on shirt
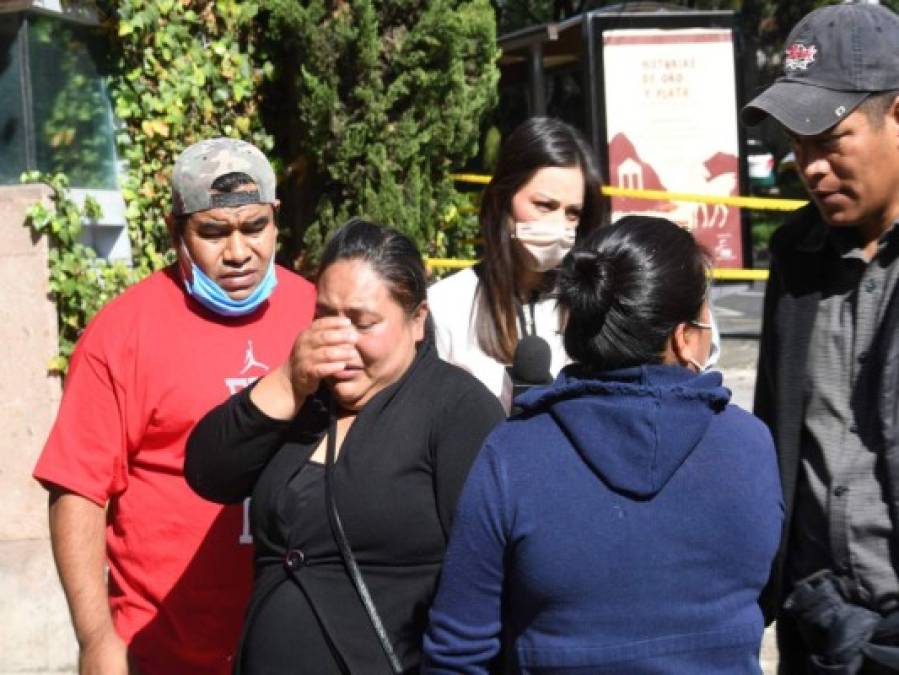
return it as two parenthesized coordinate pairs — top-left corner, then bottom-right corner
(240, 340), (269, 374)
(225, 340), (270, 394)
(224, 339), (272, 545)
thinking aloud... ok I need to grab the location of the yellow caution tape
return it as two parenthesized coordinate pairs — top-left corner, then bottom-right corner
(426, 257), (770, 281)
(449, 173), (808, 212)
(449, 172), (492, 185)
(425, 258), (476, 270)
(711, 268), (769, 281)
(445, 173), (779, 281)
(600, 185), (806, 212)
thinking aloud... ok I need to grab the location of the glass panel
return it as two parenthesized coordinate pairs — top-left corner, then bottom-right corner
(497, 82), (529, 139)
(546, 66), (584, 132)
(28, 13), (118, 189)
(0, 13), (28, 185)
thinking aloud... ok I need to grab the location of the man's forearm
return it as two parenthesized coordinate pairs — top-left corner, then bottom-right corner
(48, 489), (117, 647)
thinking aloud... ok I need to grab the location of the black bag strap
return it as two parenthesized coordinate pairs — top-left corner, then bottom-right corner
(324, 408), (403, 675)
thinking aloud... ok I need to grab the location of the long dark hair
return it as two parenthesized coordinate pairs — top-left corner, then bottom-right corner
(475, 116), (606, 364)
(318, 218), (427, 316)
(558, 216), (710, 372)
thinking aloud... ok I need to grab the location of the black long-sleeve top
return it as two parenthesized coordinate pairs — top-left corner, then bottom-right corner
(185, 342), (505, 674)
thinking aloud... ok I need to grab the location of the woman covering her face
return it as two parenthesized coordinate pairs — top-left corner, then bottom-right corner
(423, 216), (783, 674)
(427, 117), (606, 412)
(185, 219), (505, 674)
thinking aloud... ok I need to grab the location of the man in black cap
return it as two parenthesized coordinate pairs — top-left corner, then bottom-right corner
(746, 3), (899, 672)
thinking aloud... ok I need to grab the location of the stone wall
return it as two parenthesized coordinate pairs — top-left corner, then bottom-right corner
(0, 184), (77, 674)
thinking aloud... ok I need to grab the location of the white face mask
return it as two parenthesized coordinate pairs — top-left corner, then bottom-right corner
(686, 313), (720, 373)
(705, 316), (721, 369)
(513, 221), (577, 272)
(688, 354), (713, 373)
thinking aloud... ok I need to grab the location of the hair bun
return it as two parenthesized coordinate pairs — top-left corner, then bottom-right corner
(560, 248), (613, 320)
(571, 249), (602, 281)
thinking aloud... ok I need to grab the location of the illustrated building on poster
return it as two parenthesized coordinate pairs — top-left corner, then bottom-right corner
(603, 28), (743, 267)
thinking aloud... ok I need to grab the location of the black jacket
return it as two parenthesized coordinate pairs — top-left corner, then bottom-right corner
(754, 203), (899, 623)
(185, 341), (504, 674)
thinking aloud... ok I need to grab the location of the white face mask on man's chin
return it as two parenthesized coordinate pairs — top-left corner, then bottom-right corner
(512, 221), (577, 272)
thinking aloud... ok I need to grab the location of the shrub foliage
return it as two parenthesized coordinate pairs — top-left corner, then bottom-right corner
(263, 0), (498, 268)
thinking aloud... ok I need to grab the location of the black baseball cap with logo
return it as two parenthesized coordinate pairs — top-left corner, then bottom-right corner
(742, 3), (899, 136)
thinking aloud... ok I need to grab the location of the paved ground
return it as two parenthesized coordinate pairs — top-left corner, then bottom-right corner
(714, 281), (762, 412)
(711, 281), (778, 674)
(713, 281), (766, 338)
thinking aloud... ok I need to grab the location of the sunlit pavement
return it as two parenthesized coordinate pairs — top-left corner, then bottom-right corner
(712, 281), (777, 674)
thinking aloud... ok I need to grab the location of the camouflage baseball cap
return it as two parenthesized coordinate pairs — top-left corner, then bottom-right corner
(171, 138), (277, 216)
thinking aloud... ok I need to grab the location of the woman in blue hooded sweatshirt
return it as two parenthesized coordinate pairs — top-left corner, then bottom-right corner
(423, 216), (783, 674)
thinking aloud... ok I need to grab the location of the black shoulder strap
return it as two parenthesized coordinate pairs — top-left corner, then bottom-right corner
(324, 408), (403, 674)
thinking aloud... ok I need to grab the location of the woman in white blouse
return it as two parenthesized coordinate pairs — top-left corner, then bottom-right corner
(428, 117), (606, 411)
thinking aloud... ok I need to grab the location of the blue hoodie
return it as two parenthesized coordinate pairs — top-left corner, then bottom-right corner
(424, 365), (783, 674)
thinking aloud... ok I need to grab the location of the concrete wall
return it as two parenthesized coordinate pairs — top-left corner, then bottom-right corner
(0, 184), (77, 674)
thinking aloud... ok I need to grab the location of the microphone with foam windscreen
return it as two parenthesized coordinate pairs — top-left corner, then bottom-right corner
(506, 335), (553, 415)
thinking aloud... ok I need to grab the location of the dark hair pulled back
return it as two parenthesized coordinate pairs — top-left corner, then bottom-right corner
(558, 216), (710, 371)
(318, 218), (427, 315)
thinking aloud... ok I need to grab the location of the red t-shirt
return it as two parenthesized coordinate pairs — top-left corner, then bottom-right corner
(34, 265), (315, 675)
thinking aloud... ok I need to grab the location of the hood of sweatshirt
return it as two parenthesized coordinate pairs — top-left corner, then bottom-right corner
(514, 364), (731, 498)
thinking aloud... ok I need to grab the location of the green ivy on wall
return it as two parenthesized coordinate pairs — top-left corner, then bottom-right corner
(22, 172), (136, 373)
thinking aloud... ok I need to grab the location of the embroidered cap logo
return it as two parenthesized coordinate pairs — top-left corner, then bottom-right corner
(785, 43), (818, 71)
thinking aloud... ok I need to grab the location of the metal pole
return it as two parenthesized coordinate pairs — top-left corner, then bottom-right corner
(528, 42), (546, 115)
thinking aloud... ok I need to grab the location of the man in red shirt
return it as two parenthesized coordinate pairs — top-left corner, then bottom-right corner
(34, 138), (315, 674)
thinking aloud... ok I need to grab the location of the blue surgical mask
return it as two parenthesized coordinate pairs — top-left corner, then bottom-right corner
(181, 248), (277, 317)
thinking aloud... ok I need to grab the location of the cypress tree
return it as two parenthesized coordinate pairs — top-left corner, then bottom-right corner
(264, 0), (499, 267)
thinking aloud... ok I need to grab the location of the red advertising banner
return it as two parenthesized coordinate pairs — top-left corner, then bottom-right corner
(603, 28), (743, 267)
